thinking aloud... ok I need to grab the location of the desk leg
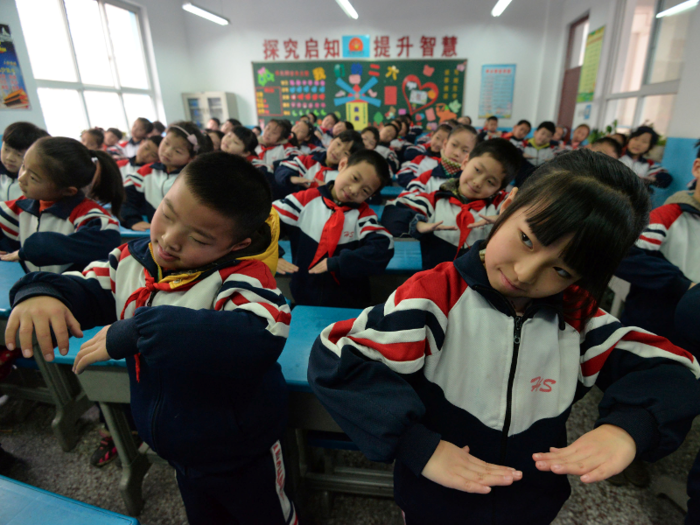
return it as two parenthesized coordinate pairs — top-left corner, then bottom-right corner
(100, 402), (151, 516)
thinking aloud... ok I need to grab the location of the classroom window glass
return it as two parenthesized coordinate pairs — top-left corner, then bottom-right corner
(645, 0), (696, 84)
(604, 98), (638, 131)
(123, 94), (157, 126)
(638, 94), (676, 137)
(84, 91), (127, 130)
(64, 0), (114, 87)
(36, 88), (88, 139)
(612, 0), (656, 94)
(105, 4), (150, 89)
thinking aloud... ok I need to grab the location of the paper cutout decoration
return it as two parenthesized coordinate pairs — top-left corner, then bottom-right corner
(384, 86), (397, 105)
(351, 63), (363, 76)
(406, 81), (417, 91)
(335, 90), (347, 97)
(386, 65), (399, 80)
(457, 61), (466, 72)
(448, 100), (462, 113)
(385, 106), (396, 119)
(349, 74), (362, 85)
(373, 111), (384, 124)
(334, 64), (345, 77)
(398, 108), (407, 115)
(423, 65), (435, 77)
(427, 122), (438, 131)
(312, 67), (326, 81)
(410, 90), (428, 105)
(369, 64), (380, 77)
(425, 107), (436, 121)
(415, 114), (423, 121)
(402, 74), (439, 116)
(435, 103), (457, 122)
(257, 67), (275, 86)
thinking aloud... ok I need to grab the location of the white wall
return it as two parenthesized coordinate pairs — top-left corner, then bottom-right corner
(0, 0), (47, 132)
(667, 6), (700, 139)
(181, 0), (559, 126)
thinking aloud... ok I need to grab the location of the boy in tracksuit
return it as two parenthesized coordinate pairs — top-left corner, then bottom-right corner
(273, 130), (363, 198)
(382, 139), (521, 269)
(6, 153), (296, 525)
(0, 122), (49, 201)
(273, 149), (394, 308)
(120, 118), (154, 158)
(614, 140), (700, 341)
(116, 135), (162, 181)
(397, 124), (452, 185)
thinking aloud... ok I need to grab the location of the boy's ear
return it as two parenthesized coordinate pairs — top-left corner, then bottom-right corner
(500, 187), (519, 212)
(692, 158), (700, 180)
(337, 156), (349, 172)
(62, 186), (79, 198)
(230, 237), (252, 252)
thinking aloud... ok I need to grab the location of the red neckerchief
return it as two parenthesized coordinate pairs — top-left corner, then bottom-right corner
(309, 197), (352, 277)
(448, 196), (483, 259)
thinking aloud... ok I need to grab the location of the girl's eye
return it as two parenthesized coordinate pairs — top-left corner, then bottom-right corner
(520, 232), (533, 248)
(554, 267), (572, 279)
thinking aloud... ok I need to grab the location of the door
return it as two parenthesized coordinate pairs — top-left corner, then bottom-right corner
(557, 16), (589, 140)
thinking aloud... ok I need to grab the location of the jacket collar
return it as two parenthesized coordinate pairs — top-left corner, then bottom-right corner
(150, 162), (183, 175)
(311, 150), (328, 165)
(16, 192), (87, 219)
(453, 240), (565, 323)
(318, 183), (364, 211)
(0, 161), (16, 178)
(129, 156), (143, 167)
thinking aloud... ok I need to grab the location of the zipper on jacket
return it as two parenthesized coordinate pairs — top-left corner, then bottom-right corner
(499, 315), (523, 464)
(145, 290), (163, 453)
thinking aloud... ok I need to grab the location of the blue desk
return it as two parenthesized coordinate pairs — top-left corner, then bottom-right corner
(369, 204), (384, 219)
(380, 186), (403, 198)
(119, 226), (150, 241)
(0, 475), (140, 524)
(278, 239), (421, 274)
(0, 261), (26, 318)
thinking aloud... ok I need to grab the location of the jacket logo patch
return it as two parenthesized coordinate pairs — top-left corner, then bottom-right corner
(342, 231), (355, 238)
(531, 376), (556, 393)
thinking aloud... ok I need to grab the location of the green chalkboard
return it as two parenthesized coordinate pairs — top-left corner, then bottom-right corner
(252, 58), (467, 131)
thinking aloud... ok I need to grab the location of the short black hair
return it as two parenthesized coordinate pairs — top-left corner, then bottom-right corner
(346, 149), (391, 191)
(516, 120), (532, 130)
(207, 129), (225, 140)
(152, 121), (166, 134)
(361, 126), (380, 145)
(324, 113), (339, 125)
(233, 126), (259, 154)
(106, 127), (123, 140)
(487, 116), (499, 122)
(3, 121), (49, 151)
(436, 123), (453, 134)
(226, 118), (242, 128)
(469, 138), (522, 187)
(82, 128), (105, 148)
(336, 130), (364, 154)
(167, 121), (211, 156)
(449, 124), (477, 139)
(628, 126), (660, 154)
(135, 117), (154, 134)
(253, 126), (262, 133)
(537, 121), (556, 134)
(592, 137), (623, 158)
(208, 117), (221, 126)
(147, 135), (163, 148)
(343, 120), (355, 131)
(306, 112), (317, 123)
(182, 152), (272, 243)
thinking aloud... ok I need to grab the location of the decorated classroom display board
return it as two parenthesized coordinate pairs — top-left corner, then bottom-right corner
(478, 64), (516, 119)
(577, 26), (605, 103)
(252, 59), (467, 131)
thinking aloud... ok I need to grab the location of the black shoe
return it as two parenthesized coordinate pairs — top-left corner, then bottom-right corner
(623, 459), (650, 488)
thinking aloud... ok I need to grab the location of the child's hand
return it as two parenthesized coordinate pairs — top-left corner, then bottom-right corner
(467, 214), (499, 229)
(73, 325), (112, 374)
(5, 297), (83, 361)
(290, 176), (312, 188)
(276, 259), (299, 275)
(0, 250), (20, 262)
(523, 154), (535, 159)
(131, 221), (151, 231)
(309, 259), (329, 274)
(416, 221), (458, 234)
(422, 440), (522, 493)
(533, 424), (636, 483)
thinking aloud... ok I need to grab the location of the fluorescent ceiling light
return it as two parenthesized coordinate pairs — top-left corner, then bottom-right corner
(335, 0), (359, 19)
(656, 0), (698, 17)
(491, 0), (513, 17)
(182, 2), (230, 25)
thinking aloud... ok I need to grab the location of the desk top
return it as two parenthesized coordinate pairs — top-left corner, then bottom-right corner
(0, 261), (26, 318)
(380, 186), (403, 198)
(0, 475), (140, 524)
(278, 239), (421, 274)
(119, 226), (150, 240)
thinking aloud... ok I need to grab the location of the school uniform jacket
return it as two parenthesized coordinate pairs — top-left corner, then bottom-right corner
(273, 185), (394, 308)
(615, 193), (700, 340)
(299, 141), (323, 155)
(375, 144), (400, 175)
(396, 155), (440, 188)
(120, 138), (143, 159)
(0, 193), (120, 273)
(9, 237), (290, 474)
(274, 151), (337, 198)
(381, 186), (507, 269)
(256, 143), (301, 175)
(519, 138), (557, 167)
(401, 144), (440, 165)
(308, 242), (700, 525)
(122, 162), (183, 228)
(620, 153), (672, 189)
(405, 166), (460, 195)
(0, 162), (21, 201)
(117, 157), (145, 181)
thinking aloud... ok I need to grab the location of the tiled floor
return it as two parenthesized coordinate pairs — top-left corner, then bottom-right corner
(0, 387), (695, 525)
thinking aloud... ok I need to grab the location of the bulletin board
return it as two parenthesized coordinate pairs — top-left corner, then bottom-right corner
(577, 26), (605, 103)
(252, 58), (467, 130)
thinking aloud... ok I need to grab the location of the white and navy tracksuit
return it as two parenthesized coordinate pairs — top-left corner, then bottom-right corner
(308, 242), (700, 525)
(9, 238), (296, 525)
(0, 193), (120, 273)
(405, 165), (460, 195)
(620, 152), (672, 189)
(518, 138), (557, 167)
(298, 140), (323, 156)
(256, 143), (301, 174)
(273, 185), (394, 308)
(117, 157), (145, 181)
(120, 138), (143, 159)
(122, 162), (183, 228)
(615, 193), (699, 340)
(0, 162), (21, 201)
(375, 143), (401, 176)
(396, 154), (440, 188)
(381, 184), (507, 269)
(274, 151), (337, 198)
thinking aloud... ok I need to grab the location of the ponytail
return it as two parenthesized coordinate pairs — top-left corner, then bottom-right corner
(87, 150), (125, 220)
(33, 137), (97, 189)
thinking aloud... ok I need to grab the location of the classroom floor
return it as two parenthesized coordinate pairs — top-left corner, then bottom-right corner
(0, 388), (695, 525)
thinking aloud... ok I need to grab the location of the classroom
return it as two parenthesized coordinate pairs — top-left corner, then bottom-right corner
(0, 0), (699, 523)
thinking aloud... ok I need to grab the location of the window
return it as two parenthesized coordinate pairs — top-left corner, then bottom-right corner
(604, 0), (695, 137)
(16, 0), (157, 139)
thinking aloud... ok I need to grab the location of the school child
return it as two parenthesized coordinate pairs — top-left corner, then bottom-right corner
(150, 121), (166, 137)
(1, 121), (49, 201)
(274, 130), (363, 197)
(610, 132), (627, 148)
(519, 121), (557, 167)
(614, 139), (700, 341)
(361, 126), (379, 151)
(119, 118), (154, 158)
(405, 116), (424, 145)
(302, 112), (317, 126)
(308, 149), (700, 525)
(81, 128), (104, 151)
(292, 119), (322, 154)
(6, 152), (295, 525)
(103, 128), (126, 160)
(273, 149), (393, 308)
(206, 117), (220, 131)
(252, 126), (262, 137)
(557, 124), (590, 154)
(122, 121), (210, 231)
(391, 118), (410, 151)
(375, 122), (402, 175)
(398, 124), (455, 184)
(382, 139), (521, 269)
(205, 130), (224, 151)
(620, 126), (672, 189)
(85, 150), (126, 219)
(116, 136), (162, 181)
(315, 113), (340, 146)
(220, 118), (242, 135)
(0, 137), (121, 273)
(585, 137), (622, 159)
(458, 116), (472, 126)
(318, 120), (354, 149)
(256, 119), (299, 171)
(478, 116), (502, 141)
(222, 126), (258, 161)
(552, 126), (566, 144)
(501, 120), (531, 147)
(402, 125), (477, 193)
